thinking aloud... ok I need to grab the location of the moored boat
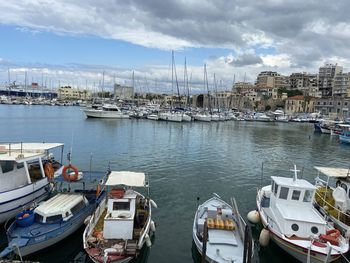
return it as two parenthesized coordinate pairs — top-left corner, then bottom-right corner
(83, 104), (130, 119)
(254, 165), (349, 263)
(193, 194), (253, 263)
(0, 184), (106, 258)
(83, 171), (156, 263)
(0, 143), (64, 224)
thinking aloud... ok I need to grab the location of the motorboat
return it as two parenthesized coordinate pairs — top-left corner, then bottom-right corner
(254, 165), (349, 263)
(83, 104), (130, 119)
(83, 171), (157, 263)
(314, 166), (350, 233)
(0, 143), (64, 224)
(159, 111), (182, 122)
(0, 185), (106, 258)
(194, 113), (211, 122)
(193, 194), (253, 263)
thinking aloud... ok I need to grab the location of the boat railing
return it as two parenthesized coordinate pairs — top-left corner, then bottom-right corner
(314, 190), (350, 222)
(0, 142), (25, 156)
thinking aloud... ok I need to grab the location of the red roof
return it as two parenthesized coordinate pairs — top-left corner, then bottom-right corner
(288, 95), (304, 100)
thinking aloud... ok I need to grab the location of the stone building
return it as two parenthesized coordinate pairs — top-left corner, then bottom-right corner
(114, 84), (134, 99)
(314, 97), (350, 118)
(333, 73), (350, 97)
(57, 86), (91, 100)
(284, 95), (315, 114)
(289, 73), (320, 97)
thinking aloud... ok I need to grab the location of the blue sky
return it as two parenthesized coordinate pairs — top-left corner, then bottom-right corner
(0, 0), (349, 93)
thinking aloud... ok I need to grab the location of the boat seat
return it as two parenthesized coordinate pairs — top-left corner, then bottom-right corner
(208, 229), (238, 246)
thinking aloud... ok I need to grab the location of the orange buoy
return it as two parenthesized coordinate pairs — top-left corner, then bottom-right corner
(96, 184), (101, 197)
(44, 162), (54, 179)
(62, 164), (79, 181)
(109, 188), (125, 199)
(320, 229), (340, 246)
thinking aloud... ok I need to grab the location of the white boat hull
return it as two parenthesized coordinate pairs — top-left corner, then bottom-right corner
(83, 109), (129, 119)
(159, 113), (182, 122)
(0, 179), (50, 224)
(194, 115), (211, 122)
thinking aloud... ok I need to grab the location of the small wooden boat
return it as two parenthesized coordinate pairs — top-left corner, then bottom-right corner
(0, 186), (106, 258)
(83, 171), (156, 263)
(193, 193), (253, 263)
(255, 165), (349, 263)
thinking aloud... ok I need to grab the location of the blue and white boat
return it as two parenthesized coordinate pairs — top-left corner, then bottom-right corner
(0, 186), (106, 258)
(0, 142), (64, 224)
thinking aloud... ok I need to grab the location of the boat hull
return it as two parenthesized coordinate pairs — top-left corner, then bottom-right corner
(83, 109), (129, 119)
(0, 179), (50, 224)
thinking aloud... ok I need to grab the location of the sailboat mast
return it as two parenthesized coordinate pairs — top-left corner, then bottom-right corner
(204, 64), (211, 113)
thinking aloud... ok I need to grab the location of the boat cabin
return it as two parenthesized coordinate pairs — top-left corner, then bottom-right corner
(0, 143), (64, 192)
(34, 193), (88, 223)
(269, 175), (326, 237)
(103, 171), (148, 240)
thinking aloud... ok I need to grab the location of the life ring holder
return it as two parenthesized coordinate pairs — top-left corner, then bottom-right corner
(62, 164), (79, 181)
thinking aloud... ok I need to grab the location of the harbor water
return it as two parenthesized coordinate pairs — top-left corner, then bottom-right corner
(0, 105), (349, 263)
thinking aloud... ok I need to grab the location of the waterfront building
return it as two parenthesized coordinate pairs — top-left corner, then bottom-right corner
(284, 95), (315, 114)
(333, 73), (350, 97)
(289, 73), (320, 98)
(318, 64), (342, 97)
(255, 71), (290, 90)
(234, 82), (255, 94)
(114, 84), (134, 99)
(57, 86), (91, 100)
(315, 97), (350, 118)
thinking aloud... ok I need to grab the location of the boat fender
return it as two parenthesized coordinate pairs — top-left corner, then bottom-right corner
(247, 210), (260, 224)
(84, 216), (91, 225)
(145, 233), (152, 247)
(346, 228), (350, 239)
(259, 228), (270, 247)
(150, 199), (158, 208)
(150, 220), (156, 232)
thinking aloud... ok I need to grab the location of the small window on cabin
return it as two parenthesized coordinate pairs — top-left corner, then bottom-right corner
(113, 201), (130, 210)
(16, 162), (24, 169)
(291, 223), (299, 231)
(303, 190), (313, 202)
(71, 201), (86, 214)
(279, 187), (289, 200)
(46, 214), (63, 223)
(274, 183), (279, 196)
(0, 161), (14, 173)
(35, 213), (44, 223)
(291, 190), (301, 201)
(311, 226), (319, 234)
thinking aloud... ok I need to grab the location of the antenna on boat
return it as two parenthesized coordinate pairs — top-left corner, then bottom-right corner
(290, 164), (300, 182)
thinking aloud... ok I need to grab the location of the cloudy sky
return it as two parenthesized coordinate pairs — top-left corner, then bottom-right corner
(0, 0), (349, 93)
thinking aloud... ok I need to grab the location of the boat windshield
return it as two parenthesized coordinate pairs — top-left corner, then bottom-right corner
(113, 201), (130, 210)
(34, 213), (44, 223)
(46, 214), (63, 223)
(303, 190), (313, 202)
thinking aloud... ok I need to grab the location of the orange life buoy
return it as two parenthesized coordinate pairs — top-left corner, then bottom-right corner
(109, 188), (125, 199)
(96, 184), (101, 197)
(44, 162), (54, 179)
(62, 164), (79, 181)
(326, 229), (340, 238)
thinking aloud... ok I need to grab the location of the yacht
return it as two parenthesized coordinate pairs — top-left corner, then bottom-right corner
(83, 104), (129, 119)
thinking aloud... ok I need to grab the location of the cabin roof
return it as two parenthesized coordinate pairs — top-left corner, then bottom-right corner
(35, 193), (84, 216)
(276, 203), (326, 225)
(0, 143), (63, 162)
(106, 171), (146, 187)
(315, 166), (350, 178)
(271, 176), (315, 190)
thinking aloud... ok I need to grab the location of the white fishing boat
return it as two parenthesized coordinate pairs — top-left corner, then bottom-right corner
(83, 171), (157, 263)
(254, 165), (349, 263)
(181, 113), (192, 122)
(0, 143), (64, 224)
(193, 194), (253, 263)
(83, 104), (130, 119)
(147, 113), (159, 121)
(314, 166), (350, 233)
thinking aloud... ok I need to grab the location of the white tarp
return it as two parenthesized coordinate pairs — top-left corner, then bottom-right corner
(315, 166), (350, 178)
(105, 171), (146, 187)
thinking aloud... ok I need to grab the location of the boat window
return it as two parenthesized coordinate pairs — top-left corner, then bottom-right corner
(291, 190), (301, 201)
(274, 183), (279, 196)
(71, 201), (86, 215)
(0, 161), (14, 173)
(113, 201), (130, 210)
(46, 214), (63, 223)
(291, 224), (299, 231)
(16, 162), (24, 169)
(271, 181), (275, 194)
(34, 213), (44, 223)
(279, 187), (289, 200)
(303, 190), (313, 202)
(311, 226), (319, 234)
